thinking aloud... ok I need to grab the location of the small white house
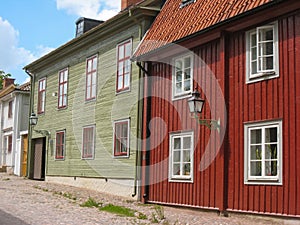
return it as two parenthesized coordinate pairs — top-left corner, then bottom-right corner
(0, 78), (30, 176)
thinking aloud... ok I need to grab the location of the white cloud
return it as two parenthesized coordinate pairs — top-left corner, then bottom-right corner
(56, 0), (121, 21)
(0, 17), (35, 72)
(0, 17), (55, 84)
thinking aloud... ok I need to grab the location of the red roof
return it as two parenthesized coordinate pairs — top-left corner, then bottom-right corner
(133, 0), (273, 58)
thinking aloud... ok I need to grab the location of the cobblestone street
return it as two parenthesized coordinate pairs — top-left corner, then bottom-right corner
(0, 173), (298, 225)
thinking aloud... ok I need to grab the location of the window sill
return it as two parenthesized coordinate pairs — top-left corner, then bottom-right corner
(246, 71), (279, 84)
(169, 177), (193, 183)
(172, 92), (192, 101)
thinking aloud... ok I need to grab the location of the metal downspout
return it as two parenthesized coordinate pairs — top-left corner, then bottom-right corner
(25, 70), (34, 179)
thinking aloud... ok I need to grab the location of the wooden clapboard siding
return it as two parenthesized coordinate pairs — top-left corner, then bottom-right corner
(145, 40), (224, 209)
(32, 25), (143, 179)
(226, 13), (300, 216)
(142, 8), (300, 217)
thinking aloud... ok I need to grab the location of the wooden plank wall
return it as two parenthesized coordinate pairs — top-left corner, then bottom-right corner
(226, 14), (300, 216)
(147, 40), (225, 209)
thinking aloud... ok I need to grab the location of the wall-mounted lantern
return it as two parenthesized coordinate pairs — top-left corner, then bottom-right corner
(187, 88), (220, 132)
(29, 112), (50, 137)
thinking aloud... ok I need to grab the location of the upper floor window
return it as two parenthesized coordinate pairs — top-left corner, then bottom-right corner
(8, 101), (13, 118)
(173, 54), (193, 99)
(76, 20), (84, 37)
(169, 131), (194, 182)
(38, 78), (46, 114)
(82, 125), (95, 159)
(113, 119), (130, 157)
(86, 55), (98, 101)
(246, 22), (279, 83)
(58, 68), (68, 109)
(55, 130), (65, 160)
(244, 120), (282, 185)
(116, 39), (132, 93)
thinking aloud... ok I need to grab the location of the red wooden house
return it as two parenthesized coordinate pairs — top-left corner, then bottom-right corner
(132, 0), (300, 217)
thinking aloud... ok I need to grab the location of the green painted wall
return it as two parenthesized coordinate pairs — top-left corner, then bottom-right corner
(32, 24), (145, 179)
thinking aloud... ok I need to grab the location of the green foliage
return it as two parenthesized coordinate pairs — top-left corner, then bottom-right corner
(80, 197), (102, 208)
(0, 70), (11, 89)
(100, 204), (136, 217)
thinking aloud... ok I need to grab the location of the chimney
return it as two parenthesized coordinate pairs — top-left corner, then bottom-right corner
(121, 0), (141, 10)
(3, 78), (15, 88)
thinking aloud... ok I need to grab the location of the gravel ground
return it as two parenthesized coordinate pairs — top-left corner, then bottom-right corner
(0, 173), (298, 225)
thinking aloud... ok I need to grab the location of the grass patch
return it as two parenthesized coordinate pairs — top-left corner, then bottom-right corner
(80, 197), (101, 208)
(137, 212), (147, 220)
(100, 204), (136, 217)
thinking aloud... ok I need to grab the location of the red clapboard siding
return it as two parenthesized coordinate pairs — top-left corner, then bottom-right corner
(226, 14), (300, 216)
(145, 40), (224, 209)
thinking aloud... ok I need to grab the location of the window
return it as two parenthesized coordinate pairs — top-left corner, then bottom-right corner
(180, 0), (196, 8)
(173, 54), (193, 99)
(76, 20), (84, 37)
(58, 68), (68, 109)
(113, 119), (130, 157)
(8, 101), (13, 118)
(169, 132), (194, 182)
(86, 55), (98, 101)
(246, 22), (279, 83)
(8, 135), (12, 153)
(38, 78), (46, 114)
(82, 125), (95, 159)
(244, 120), (282, 185)
(55, 131), (65, 160)
(116, 39), (132, 92)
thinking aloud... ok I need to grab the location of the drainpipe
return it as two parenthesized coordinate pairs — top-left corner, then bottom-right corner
(25, 69), (34, 179)
(129, 9), (144, 199)
(135, 61), (151, 202)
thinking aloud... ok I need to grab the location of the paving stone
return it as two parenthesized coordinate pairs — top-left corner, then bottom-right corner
(0, 173), (298, 225)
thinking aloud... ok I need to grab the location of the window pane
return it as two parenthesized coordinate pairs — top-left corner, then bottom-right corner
(184, 69), (190, 79)
(251, 61), (257, 74)
(125, 42), (131, 57)
(173, 151), (180, 162)
(260, 28), (273, 41)
(124, 74), (129, 88)
(173, 164), (180, 175)
(183, 150), (190, 162)
(251, 47), (257, 60)
(250, 146), (262, 160)
(176, 71), (182, 82)
(183, 137), (191, 149)
(92, 58), (97, 70)
(176, 83), (182, 93)
(184, 80), (190, 91)
(251, 33), (257, 47)
(260, 56), (274, 70)
(183, 163), (190, 175)
(175, 60), (182, 71)
(174, 138), (181, 149)
(118, 61), (124, 75)
(250, 129), (261, 144)
(263, 42), (273, 55)
(265, 144), (277, 159)
(184, 57), (190, 68)
(250, 161), (262, 176)
(118, 76), (123, 89)
(125, 60), (130, 73)
(265, 127), (277, 142)
(119, 45), (124, 59)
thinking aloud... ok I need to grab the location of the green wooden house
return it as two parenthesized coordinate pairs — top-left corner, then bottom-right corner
(24, 0), (162, 198)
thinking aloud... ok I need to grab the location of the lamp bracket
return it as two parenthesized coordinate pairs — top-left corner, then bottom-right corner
(194, 114), (221, 133)
(34, 129), (51, 137)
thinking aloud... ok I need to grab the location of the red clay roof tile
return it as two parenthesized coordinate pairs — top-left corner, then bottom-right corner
(133, 0), (273, 59)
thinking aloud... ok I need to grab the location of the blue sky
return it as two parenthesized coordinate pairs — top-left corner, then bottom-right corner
(0, 0), (120, 85)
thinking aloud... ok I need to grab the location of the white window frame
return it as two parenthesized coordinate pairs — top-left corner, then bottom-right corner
(169, 131), (194, 183)
(172, 54), (193, 100)
(244, 120), (282, 185)
(116, 39), (132, 93)
(85, 55), (98, 101)
(112, 118), (130, 158)
(246, 22), (279, 83)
